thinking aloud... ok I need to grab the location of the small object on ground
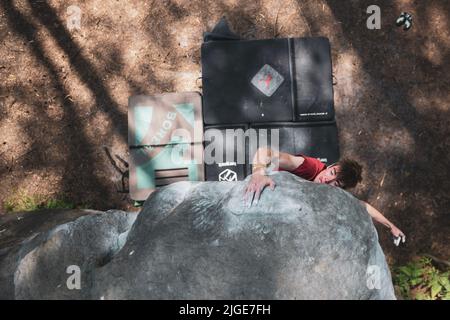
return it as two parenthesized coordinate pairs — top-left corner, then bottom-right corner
(133, 200), (144, 207)
(395, 12), (413, 30)
(395, 12), (407, 26)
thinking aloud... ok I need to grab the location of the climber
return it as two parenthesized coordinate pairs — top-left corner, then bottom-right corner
(243, 147), (406, 246)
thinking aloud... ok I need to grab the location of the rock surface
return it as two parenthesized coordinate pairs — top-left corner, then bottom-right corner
(0, 209), (137, 299)
(0, 172), (396, 299)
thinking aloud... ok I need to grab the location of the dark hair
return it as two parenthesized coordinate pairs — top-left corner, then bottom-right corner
(335, 158), (363, 189)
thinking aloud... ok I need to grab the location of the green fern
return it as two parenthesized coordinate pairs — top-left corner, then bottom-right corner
(393, 256), (450, 300)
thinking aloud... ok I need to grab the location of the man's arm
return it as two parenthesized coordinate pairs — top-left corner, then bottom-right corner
(361, 200), (406, 245)
(243, 147), (301, 206)
(252, 147), (303, 173)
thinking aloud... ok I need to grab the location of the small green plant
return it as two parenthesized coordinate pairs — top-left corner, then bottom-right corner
(393, 256), (450, 300)
(3, 191), (76, 212)
(4, 192), (43, 212)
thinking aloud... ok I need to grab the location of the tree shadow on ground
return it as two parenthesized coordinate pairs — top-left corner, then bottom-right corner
(0, 0), (122, 209)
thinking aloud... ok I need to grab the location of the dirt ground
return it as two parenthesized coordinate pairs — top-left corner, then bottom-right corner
(0, 0), (449, 266)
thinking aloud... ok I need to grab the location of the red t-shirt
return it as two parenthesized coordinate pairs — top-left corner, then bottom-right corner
(277, 155), (326, 181)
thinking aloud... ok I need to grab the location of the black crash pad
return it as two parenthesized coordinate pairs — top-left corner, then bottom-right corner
(203, 122), (339, 181)
(249, 122), (340, 170)
(203, 125), (248, 181)
(201, 37), (334, 125)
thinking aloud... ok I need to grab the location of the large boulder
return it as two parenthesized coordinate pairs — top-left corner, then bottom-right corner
(0, 172), (396, 299)
(94, 172), (395, 299)
(0, 209), (137, 299)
